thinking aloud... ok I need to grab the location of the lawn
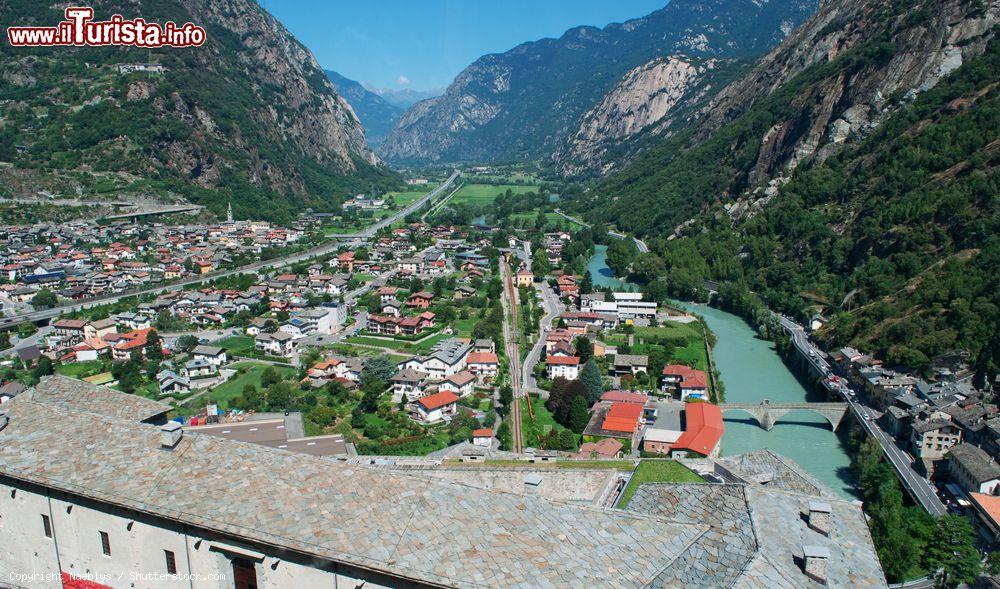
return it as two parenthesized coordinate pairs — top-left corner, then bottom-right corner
(202, 361), (295, 409)
(520, 395), (577, 450)
(610, 322), (710, 372)
(617, 460), (705, 507)
(55, 360), (106, 379)
(450, 183), (539, 205)
(453, 318), (477, 338)
(345, 336), (409, 350)
(216, 335), (254, 354)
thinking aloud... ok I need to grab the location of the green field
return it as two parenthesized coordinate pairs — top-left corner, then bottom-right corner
(520, 395), (577, 450)
(606, 321), (709, 372)
(55, 360), (106, 379)
(617, 460), (705, 507)
(202, 361), (295, 409)
(450, 183), (540, 205)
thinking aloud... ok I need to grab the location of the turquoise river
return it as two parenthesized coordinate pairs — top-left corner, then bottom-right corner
(588, 245), (856, 497)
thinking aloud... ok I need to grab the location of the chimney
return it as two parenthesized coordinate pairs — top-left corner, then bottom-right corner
(160, 421), (183, 449)
(807, 500), (833, 537)
(0, 412), (8, 433)
(802, 545), (830, 585)
(523, 473), (543, 495)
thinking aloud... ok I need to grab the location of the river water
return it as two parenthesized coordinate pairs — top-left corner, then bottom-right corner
(588, 245), (856, 497)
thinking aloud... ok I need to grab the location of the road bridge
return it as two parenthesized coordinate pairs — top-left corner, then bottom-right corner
(721, 400), (850, 431)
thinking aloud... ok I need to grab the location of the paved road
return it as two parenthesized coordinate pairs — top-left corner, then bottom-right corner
(778, 316), (947, 516)
(0, 172), (459, 331)
(0, 325), (52, 358)
(554, 209), (648, 252)
(521, 277), (563, 395)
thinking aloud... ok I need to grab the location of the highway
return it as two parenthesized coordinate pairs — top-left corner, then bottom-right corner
(0, 171), (459, 331)
(778, 316), (947, 516)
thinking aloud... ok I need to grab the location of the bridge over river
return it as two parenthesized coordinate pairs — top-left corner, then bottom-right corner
(720, 400), (850, 431)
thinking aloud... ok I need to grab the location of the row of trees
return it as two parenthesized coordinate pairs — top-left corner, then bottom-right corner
(853, 436), (980, 585)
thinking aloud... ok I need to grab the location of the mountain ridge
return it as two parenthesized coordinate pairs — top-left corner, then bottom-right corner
(379, 0), (818, 165)
(0, 0), (397, 222)
(324, 69), (403, 145)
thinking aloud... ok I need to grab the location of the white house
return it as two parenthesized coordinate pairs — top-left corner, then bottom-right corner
(438, 371), (476, 397)
(546, 356), (580, 380)
(192, 345), (227, 368)
(255, 331), (295, 357)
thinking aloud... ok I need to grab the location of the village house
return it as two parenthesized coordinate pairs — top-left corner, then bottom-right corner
(413, 390), (459, 423)
(546, 356), (580, 380)
(192, 345), (227, 368)
(438, 371), (476, 397)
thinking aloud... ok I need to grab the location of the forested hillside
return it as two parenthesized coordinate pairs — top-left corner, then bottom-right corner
(570, 0), (998, 377)
(594, 36), (1000, 378)
(0, 0), (398, 222)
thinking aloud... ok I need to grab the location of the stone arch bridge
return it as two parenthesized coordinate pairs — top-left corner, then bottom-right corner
(720, 400), (850, 431)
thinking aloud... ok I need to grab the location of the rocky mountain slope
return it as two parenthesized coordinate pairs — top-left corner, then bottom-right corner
(0, 0), (397, 222)
(325, 70), (403, 145)
(572, 0), (999, 369)
(553, 56), (746, 176)
(584, 0), (999, 235)
(379, 0), (818, 165)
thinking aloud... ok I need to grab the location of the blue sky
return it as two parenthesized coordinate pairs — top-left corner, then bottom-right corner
(264, 0), (667, 91)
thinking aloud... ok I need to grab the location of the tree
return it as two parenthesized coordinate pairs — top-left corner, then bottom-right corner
(144, 330), (164, 362)
(579, 360), (603, 403)
(531, 248), (551, 276)
(363, 355), (395, 385)
(260, 366), (281, 388)
(924, 515), (981, 587)
(580, 271), (593, 295)
(266, 382), (293, 411)
(546, 377), (569, 414)
(567, 394), (590, 433)
(309, 405), (336, 427)
(32, 355), (54, 380)
(574, 336), (593, 364)
(497, 421), (513, 451)
(175, 335), (199, 354)
(498, 383), (513, 413)
(31, 289), (58, 309)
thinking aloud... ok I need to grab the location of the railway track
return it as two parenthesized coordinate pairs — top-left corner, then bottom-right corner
(500, 258), (524, 453)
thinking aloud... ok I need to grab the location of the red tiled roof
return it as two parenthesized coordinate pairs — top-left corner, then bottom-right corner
(971, 492), (1000, 526)
(673, 402), (724, 456)
(546, 356), (580, 365)
(602, 402), (643, 434)
(472, 428), (493, 438)
(418, 391), (459, 411)
(467, 352), (498, 365)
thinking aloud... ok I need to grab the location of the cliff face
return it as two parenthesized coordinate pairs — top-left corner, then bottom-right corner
(379, 0), (818, 165)
(584, 0), (999, 236)
(693, 0), (1000, 194)
(553, 56), (739, 176)
(0, 0), (394, 220)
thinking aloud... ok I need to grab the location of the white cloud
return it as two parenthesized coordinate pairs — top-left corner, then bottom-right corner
(396, 75), (411, 85)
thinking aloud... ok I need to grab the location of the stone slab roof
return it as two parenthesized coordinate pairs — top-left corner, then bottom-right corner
(0, 394), (704, 589)
(26, 374), (169, 422)
(627, 483), (887, 588)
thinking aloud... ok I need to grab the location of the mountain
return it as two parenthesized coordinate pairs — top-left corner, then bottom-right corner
(573, 0), (999, 369)
(366, 86), (443, 109)
(0, 0), (397, 222)
(552, 55), (748, 176)
(325, 70), (403, 145)
(379, 0), (818, 165)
